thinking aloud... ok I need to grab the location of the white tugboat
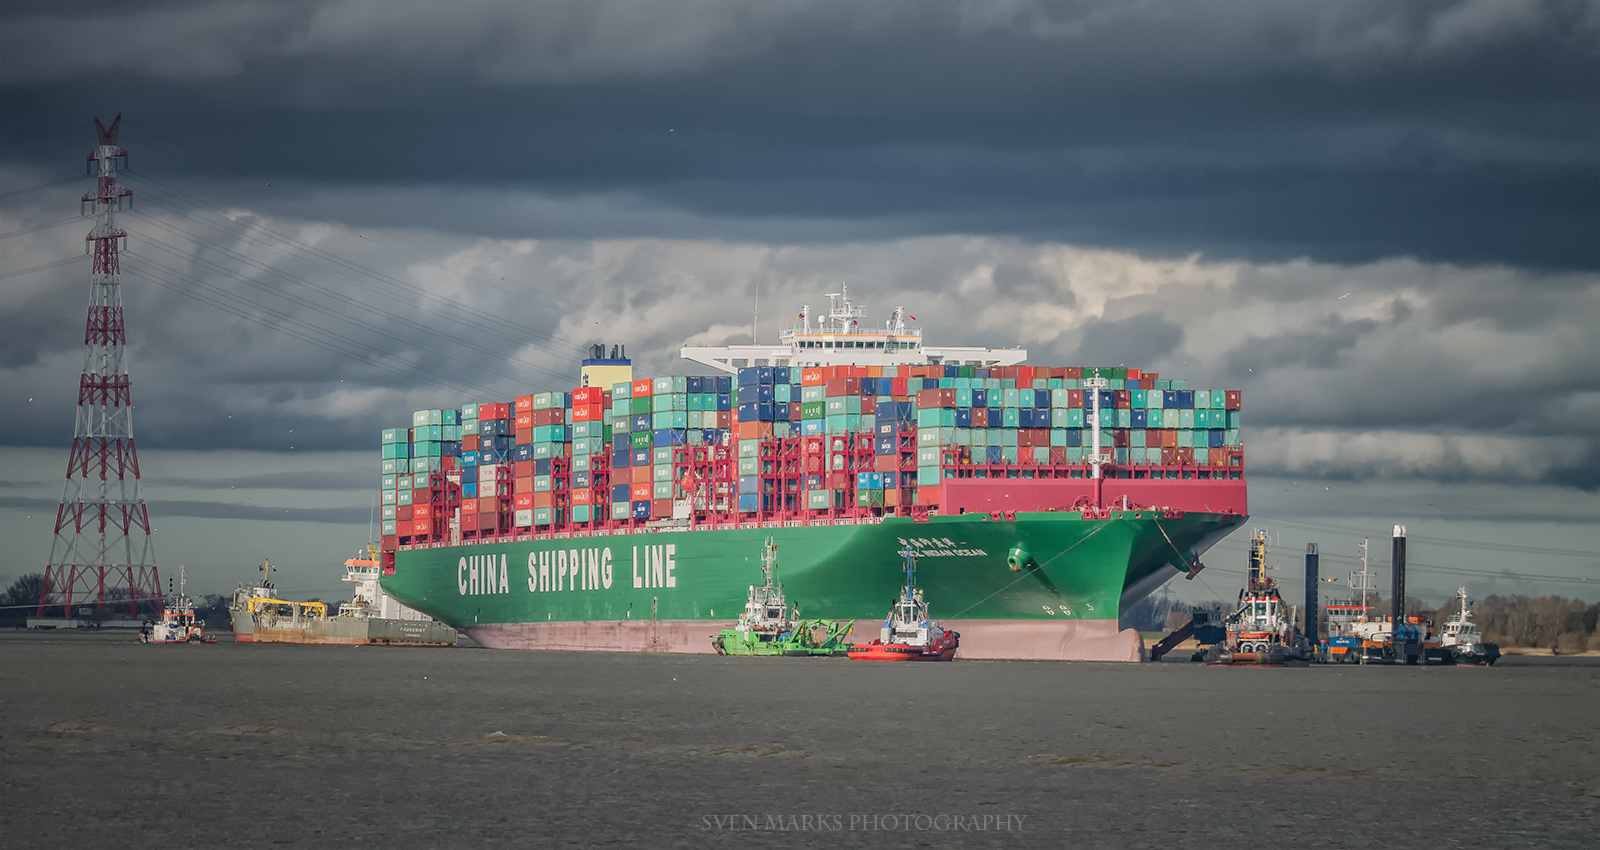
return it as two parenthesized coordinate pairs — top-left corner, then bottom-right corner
(848, 547), (960, 661)
(1438, 585), (1499, 665)
(138, 565), (216, 644)
(1207, 530), (1308, 665)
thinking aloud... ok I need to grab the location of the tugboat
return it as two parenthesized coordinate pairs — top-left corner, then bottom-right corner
(713, 538), (853, 656)
(1438, 585), (1499, 665)
(138, 566), (217, 644)
(1206, 530), (1307, 666)
(847, 547), (960, 661)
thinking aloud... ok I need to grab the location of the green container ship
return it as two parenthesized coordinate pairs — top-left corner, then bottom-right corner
(384, 501), (1242, 661)
(378, 289), (1248, 660)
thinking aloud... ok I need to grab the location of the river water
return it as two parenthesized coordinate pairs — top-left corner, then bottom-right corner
(1, 630), (1594, 848)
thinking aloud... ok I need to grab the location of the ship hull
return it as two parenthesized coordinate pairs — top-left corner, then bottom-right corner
(382, 509), (1242, 661)
(230, 611), (458, 646)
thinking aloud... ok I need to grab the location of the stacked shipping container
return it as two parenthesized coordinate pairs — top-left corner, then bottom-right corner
(377, 365), (1242, 551)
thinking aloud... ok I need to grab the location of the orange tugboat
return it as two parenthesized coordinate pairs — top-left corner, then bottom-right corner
(848, 547), (960, 661)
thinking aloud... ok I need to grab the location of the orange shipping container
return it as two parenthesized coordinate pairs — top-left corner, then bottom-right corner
(801, 367), (825, 386)
(631, 483), (652, 501)
(631, 466), (651, 484)
(572, 387), (599, 404)
(461, 498), (478, 514)
(632, 378), (654, 397)
(533, 491), (553, 509)
(515, 410), (533, 428)
(513, 492), (533, 510)
(514, 476), (533, 494)
(513, 460), (534, 478)
(515, 395), (534, 413)
(571, 488), (592, 506)
(514, 427), (532, 444)
(916, 486), (941, 505)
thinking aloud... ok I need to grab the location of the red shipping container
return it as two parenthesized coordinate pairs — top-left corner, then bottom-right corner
(916, 486), (941, 505)
(513, 492), (532, 510)
(514, 427), (532, 444)
(572, 387), (599, 404)
(631, 466), (651, 484)
(485, 403), (511, 420)
(1114, 390), (1130, 408)
(1208, 448), (1227, 467)
(515, 395), (534, 413)
(738, 421), (774, 439)
(891, 377), (909, 397)
(513, 460), (534, 478)
(803, 436), (824, 455)
(1140, 378), (1156, 390)
(1065, 367), (1083, 379)
(1126, 368), (1142, 380)
(440, 456), (459, 473)
(1225, 390), (1242, 409)
(1161, 447), (1179, 465)
(515, 410), (534, 428)
(571, 488), (592, 506)
(1067, 389), (1084, 408)
(396, 505), (414, 521)
(824, 376), (847, 396)
(917, 388), (956, 408)
(801, 367), (825, 386)
(1018, 366), (1034, 383)
(860, 397), (876, 415)
(632, 378), (654, 397)
(381, 534), (399, 552)
(1049, 446), (1067, 465)
(462, 498), (479, 514)
(647, 499), (670, 518)
(1112, 430), (1130, 448)
(631, 482), (652, 501)
(874, 453), (898, 472)
(510, 477), (530, 495)
(717, 410), (733, 428)
(463, 434), (480, 451)
(1177, 447), (1194, 464)
(572, 403), (603, 422)
(411, 518), (432, 536)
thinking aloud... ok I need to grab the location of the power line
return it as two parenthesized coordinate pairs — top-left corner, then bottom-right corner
(0, 255), (84, 281)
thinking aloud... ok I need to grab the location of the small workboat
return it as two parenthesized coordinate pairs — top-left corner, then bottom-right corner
(138, 566), (216, 644)
(713, 537), (853, 656)
(1438, 585), (1499, 665)
(847, 547), (959, 661)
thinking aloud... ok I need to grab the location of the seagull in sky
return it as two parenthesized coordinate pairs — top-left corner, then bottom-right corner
(1338, 293), (1351, 299)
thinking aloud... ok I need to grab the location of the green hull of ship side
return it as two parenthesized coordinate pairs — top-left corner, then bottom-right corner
(381, 511), (1242, 631)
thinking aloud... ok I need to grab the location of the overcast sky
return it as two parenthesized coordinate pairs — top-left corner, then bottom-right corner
(2, 1), (1595, 604)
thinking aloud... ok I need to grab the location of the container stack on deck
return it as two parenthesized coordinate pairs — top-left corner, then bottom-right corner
(376, 365), (1243, 552)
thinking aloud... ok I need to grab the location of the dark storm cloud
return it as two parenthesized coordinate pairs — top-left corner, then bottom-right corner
(0, 495), (366, 524)
(1, 0), (1596, 268)
(1073, 313), (1183, 367)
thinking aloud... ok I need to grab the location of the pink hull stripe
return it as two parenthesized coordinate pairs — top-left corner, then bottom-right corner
(466, 619), (1144, 662)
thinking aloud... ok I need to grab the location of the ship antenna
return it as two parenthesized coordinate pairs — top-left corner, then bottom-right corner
(1085, 368), (1110, 504)
(751, 279), (760, 343)
(901, 545), (917, 602)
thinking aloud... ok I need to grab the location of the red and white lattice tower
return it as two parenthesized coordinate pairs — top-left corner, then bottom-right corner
(37, 114), (163, 620)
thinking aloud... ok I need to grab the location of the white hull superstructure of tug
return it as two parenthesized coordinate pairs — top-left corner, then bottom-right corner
(681, 285), (1027, 373)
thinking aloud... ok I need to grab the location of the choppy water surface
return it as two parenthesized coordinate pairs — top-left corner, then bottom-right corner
(2, 630), (1594, 848)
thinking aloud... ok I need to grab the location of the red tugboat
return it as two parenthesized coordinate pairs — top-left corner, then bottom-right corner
(848, 547), (960, 661)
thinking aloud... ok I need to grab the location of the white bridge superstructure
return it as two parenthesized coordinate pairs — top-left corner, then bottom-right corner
(681, 285), (1026, 374)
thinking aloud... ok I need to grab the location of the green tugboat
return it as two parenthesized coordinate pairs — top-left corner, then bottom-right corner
(713, 538), (854, 656)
